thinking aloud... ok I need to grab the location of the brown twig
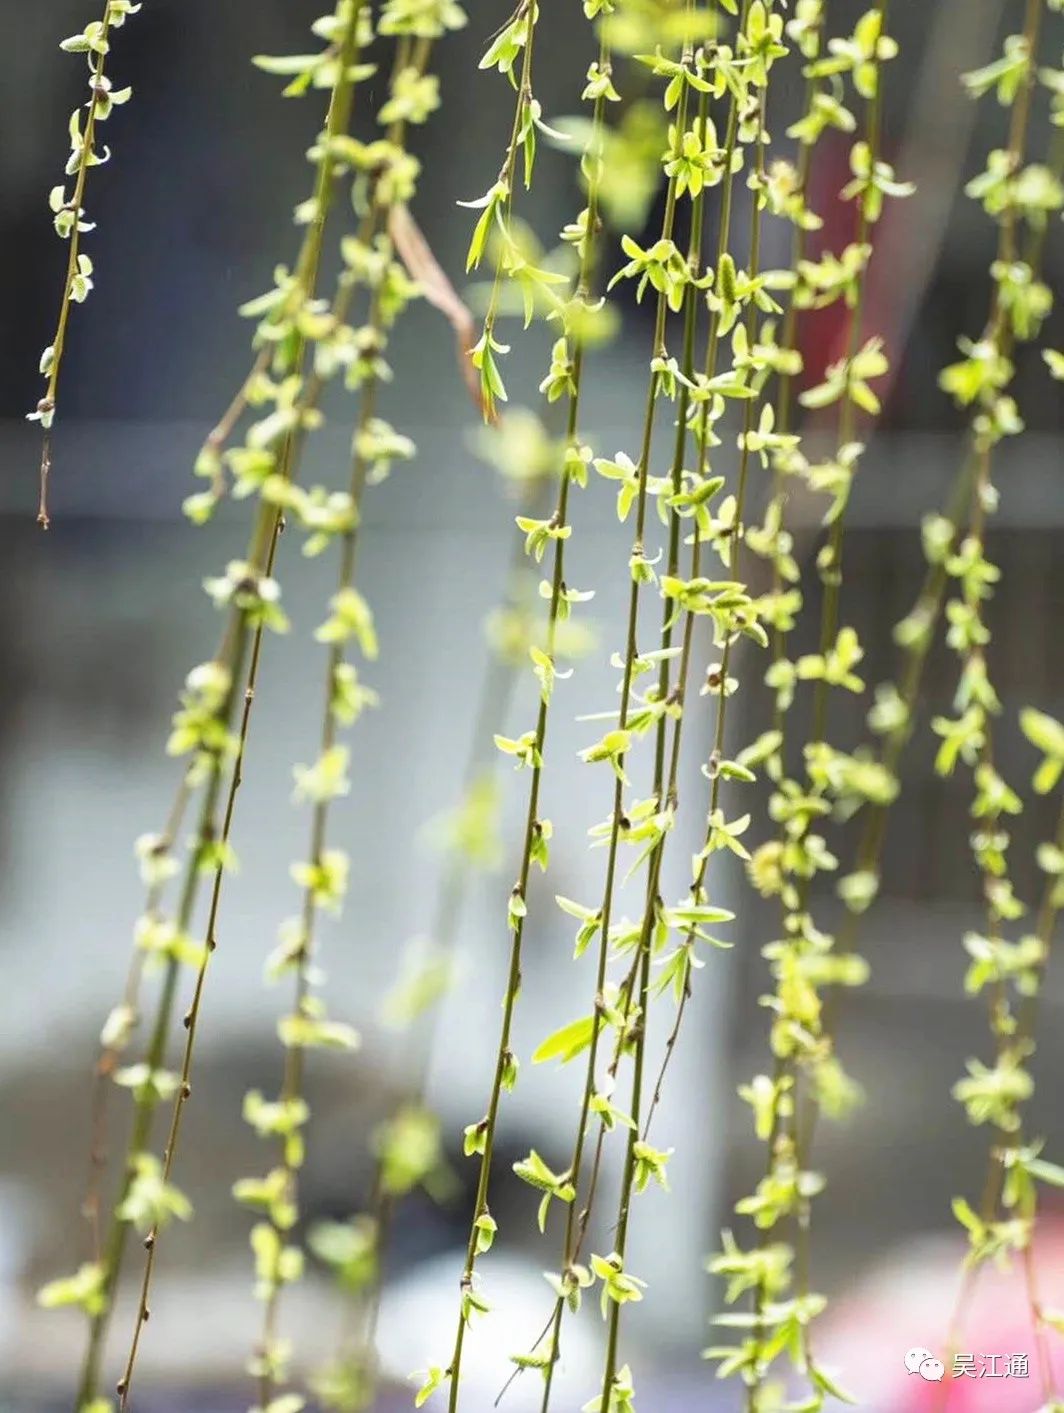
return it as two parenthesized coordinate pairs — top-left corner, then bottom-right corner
(389, 204), (491, 422)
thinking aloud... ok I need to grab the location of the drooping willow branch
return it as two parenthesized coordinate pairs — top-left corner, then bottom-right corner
(789, 0), (1064, 1200)
(462, 0), (545, 421)
(644, 0), (826, 1161)
(81, 774), (192, 1268)
(115, 545), (285, 1412)
(707, 5), (910, 1408)
(924, 0), (1064, 1394)
(519, 7), (742, 1396)
(421, 16), (621, 1413)
(30, 4), (1064, 1413)
(74, 0), (380, 1318)
(36, 6), (374, 1408)
(235, 25), (459, 1411)
(31, 0), (140, 528)
(732, 12), (1064, 1403)
(832, 126), (1064, 965)
(112, 9), (477, 1408)
(594, 44), (773, 1413)
(502, 6), (835, 1409)
(759, 0), (831, 755)
(307, 482), (559, 1413)
(499, 5), (788, 1408)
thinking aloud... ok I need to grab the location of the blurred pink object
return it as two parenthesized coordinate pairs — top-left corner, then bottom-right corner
(813, 1217), (1064, 1412)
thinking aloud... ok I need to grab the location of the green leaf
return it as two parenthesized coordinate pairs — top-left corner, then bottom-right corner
(252, 54), (326, 75)
(38, 1262), (108, 1316)
(413, 1365), (448, 1407)
(811, 1363), (858, 1404)
(1021, 707), (1064, 758)
(532, 1015), (597, 1065)
(1027, 1157), (1064, 1187)
(474, 1211), (497, 1254)
(951, 1195), (984, 1235)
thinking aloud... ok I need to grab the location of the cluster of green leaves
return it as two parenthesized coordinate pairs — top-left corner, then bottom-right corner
(945, 703), (1064, 1358)
(459, 0), (553, 418)
(422, 5), (633, 1407)
(231, 8), (475, 1408)
(36, 1), (1064, 1412)
(463, 3), (874, 1411)
(930, 8), (1064, 1387)
(579, 8), (788, 1408)
(32, 3), (471, 1410)
(702, 3), (1064, 1402)
(305, 448), (588, 1410)
(30, 0), (140, 524)
(708, 4), (916, 1408)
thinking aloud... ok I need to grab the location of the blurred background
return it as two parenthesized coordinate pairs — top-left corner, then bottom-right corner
(1, 0), (1063, 1410)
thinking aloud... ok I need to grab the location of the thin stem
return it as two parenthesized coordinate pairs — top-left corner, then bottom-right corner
(117, 590), (272, 1407)
(443, 39), (623, 1412)
(338, 490), (546, 1413)
(77, 700), (236, 1409)
(337, 473), (548, 1393)
(198, 347), (274, 496)
(643, 2), (838, 1156)
(767, 49), (822, 756)
(482, 4), (541, 344)
(82, 773), (193, 1265)
(809, 0), (890, 745)
(37, 3), (115, 528)
(596, 309), (700, 1413)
